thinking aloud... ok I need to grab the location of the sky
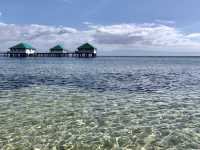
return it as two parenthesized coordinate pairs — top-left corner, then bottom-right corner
(1, 0), (200, 55)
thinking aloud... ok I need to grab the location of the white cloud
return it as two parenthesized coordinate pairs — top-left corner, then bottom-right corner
(0, 23), (83, 51)
(0, 22), (200, 55)
(83, 22), (93, 26)
(91, 24), (200, 49)
(155, 19), (176, 25)
(187, 33), (200, 38)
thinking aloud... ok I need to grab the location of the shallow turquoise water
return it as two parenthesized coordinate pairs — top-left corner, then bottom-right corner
(1, 57), (200, 149)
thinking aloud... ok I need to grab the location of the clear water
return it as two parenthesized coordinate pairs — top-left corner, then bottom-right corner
(1, 57), (200, 150)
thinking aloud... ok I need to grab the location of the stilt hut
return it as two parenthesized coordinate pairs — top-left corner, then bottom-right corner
(49, 44), (65, 53)
(9, 42), (36, 57)
(76, 43), (97, 57)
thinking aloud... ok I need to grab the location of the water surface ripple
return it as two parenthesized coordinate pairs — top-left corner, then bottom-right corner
(0, 57), (200, 149)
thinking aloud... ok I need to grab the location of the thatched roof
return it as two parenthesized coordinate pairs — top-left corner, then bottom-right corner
(78, 43), (96, 50)
(10, 43), (36, 50)
(50, 44), (65, 50)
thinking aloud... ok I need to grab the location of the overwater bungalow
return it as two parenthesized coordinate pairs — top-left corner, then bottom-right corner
(9, 42), (36, 57)
(49, 44), (65, 53)
(2, 42), (97, 58)
(76, 43), (97, 57)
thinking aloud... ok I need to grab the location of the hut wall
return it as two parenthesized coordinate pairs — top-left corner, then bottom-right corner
(50, 49), (63, 53)
(10, 48), (35, 54)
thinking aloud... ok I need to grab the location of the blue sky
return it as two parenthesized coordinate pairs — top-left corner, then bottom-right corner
(1, 0), (200, 30)
(1, 0), (200, 55)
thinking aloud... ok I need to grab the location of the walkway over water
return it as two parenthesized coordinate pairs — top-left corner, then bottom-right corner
(0, 52), (97, 58)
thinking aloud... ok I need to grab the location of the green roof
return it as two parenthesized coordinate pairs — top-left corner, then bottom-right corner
(10, 43), (35, 49)
(78, 43), (96, 50)
(50, 44), (65, 50)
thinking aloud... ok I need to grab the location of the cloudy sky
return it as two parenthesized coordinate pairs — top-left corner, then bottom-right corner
(1, 0), (200, 55)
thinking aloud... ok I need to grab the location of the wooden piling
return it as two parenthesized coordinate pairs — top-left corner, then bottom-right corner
(0, 52), (97, 58)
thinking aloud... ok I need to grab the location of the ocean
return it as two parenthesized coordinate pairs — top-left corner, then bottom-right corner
(0, 57), (200, 149)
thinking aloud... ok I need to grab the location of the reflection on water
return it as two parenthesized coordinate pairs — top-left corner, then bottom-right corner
(1, 57), (200, 149)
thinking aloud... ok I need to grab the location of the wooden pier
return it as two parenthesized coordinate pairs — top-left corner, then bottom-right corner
(0, 42), (97, 58)
(0, 52), (97, 58)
